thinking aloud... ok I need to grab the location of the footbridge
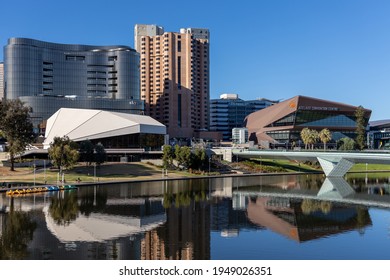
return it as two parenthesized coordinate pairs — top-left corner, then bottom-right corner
(231, 149), (390, 177)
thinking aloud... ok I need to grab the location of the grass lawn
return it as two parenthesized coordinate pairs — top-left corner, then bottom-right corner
(244, 159), (390, 174)
(0, 162), (189, 185)
(349, 163), (390, 172)
(249, 158), (321, 173)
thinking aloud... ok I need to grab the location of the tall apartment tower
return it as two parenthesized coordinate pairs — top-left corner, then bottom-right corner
(134, 24), (210, 140)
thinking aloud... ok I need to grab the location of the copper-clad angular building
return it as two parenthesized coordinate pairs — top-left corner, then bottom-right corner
(244, 95), (371, 148)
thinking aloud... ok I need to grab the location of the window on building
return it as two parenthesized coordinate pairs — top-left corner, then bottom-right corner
(178, 41), (181, 52)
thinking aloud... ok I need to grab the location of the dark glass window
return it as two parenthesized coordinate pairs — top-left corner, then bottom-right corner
(177, 41), (181, 52)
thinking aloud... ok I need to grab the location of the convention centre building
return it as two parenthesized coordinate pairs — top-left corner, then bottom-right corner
(244, 95), (371, 148)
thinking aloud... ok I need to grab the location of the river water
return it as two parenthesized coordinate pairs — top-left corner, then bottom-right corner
(1, 173), (390, 260)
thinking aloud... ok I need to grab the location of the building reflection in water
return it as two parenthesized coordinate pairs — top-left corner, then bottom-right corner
(142, 199), (210, 260)
(246, 196), (371, 242)
(1, 173), (388, 260)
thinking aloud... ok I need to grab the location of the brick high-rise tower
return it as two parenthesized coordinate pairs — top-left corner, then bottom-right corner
(134, 24), (210, 140)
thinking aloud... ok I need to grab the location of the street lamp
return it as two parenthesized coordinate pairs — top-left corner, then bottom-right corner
(33, 156), (36, 186)
(94, 163), (96, 182)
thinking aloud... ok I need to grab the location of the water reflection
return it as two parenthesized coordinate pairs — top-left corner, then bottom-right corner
(1, 173), (390, 259)
(247, 197), (371, 242)
(0, 199), (37, 259)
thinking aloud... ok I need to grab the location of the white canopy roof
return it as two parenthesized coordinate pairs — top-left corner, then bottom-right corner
(43, 108), (166, 148)
(43, 205), (166, 242)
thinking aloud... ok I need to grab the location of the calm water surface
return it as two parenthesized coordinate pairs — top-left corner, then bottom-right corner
(1, 173), (390, 260)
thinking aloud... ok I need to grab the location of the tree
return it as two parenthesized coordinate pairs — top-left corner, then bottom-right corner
(308, 129), (319, 150)
(300, 128), (311, 149)
(191, 148), (208, 170)
(301, 128), (319, 150)
(175, 145), (192, 169)
(79, 140), (95, 165)
(174, 144), (181, 164)
(0, 99), (34, 171)
(48, 136), (79, 173)
(162, 145), (174, 169)
(319, 128), (332, 151)
(180, 146), (192, 169)
(355, 106), (366, 150)
(94, 142), (106, 165)
(338, 137), (356, 151)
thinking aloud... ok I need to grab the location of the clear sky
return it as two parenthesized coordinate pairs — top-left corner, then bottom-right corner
(1, 0), (390, 120)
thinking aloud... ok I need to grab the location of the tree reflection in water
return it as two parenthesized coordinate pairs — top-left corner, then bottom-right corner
(301, 199), (333, 214)
(0, 199), (37, 259)
(78, 187), (108, 216)
(49, 192), (79, 226)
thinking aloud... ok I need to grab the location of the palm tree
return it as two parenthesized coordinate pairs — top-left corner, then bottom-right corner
(300, 128), (311, 149)
(319, 128), (332, 151)
(304, 129), (319, 150)
(308, 129), (319, 150)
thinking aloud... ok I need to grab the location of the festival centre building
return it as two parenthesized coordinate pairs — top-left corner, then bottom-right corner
(43, 108), (166, 161)
(244, 95), (371, 148)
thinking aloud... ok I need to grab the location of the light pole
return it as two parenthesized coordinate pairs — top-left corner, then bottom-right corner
(33, 156), (36, 186)
(43, 159), (46, 184)
(94, 163), (96, 182)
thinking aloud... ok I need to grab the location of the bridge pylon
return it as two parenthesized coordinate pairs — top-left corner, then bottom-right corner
(317, 157), (354, 177)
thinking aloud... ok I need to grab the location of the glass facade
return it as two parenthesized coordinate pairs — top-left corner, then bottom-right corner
(4, 38), (143, 127)
(88, 133), (164, 151)
(368, 120), (390, 149)
(265, 110), (369, 145)
(245, 95), (372, 148)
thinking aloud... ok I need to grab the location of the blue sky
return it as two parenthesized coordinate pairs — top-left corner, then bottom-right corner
(1, 0), (390, 120)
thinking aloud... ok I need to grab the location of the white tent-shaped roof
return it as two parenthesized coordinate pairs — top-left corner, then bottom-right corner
(43, 205), (166, 242)
(43, 108), (166, 148)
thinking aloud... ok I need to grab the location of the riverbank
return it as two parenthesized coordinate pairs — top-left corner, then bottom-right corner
(0, 161), (325, 192)
(1, 160), (390, 191)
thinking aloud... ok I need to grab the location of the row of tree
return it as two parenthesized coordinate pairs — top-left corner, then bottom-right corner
(48, 136), (107, 172)
(300, 128), (363, 151)
(299, 106), (367, 151)
(162, 144), (209, 171)
(300, 128), (332, 150)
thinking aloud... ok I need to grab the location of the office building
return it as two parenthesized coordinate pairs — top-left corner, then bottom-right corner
(367, 119), (390, 149)
(244, 95), (371, 148)
(0, 62), (3, 100)
(134, 24), (210, 140)
(4, 38), (143, 128)
(210, 94), (277, 141)
(232, 128), (248, 144)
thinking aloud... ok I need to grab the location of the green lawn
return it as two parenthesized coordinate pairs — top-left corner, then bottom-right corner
(349, 163), (390, 172)
(240, 158), (321, 173)
(241, 159), (390, 174)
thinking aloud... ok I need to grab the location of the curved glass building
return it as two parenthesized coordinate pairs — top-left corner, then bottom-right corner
(4, 38), (143, 128)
